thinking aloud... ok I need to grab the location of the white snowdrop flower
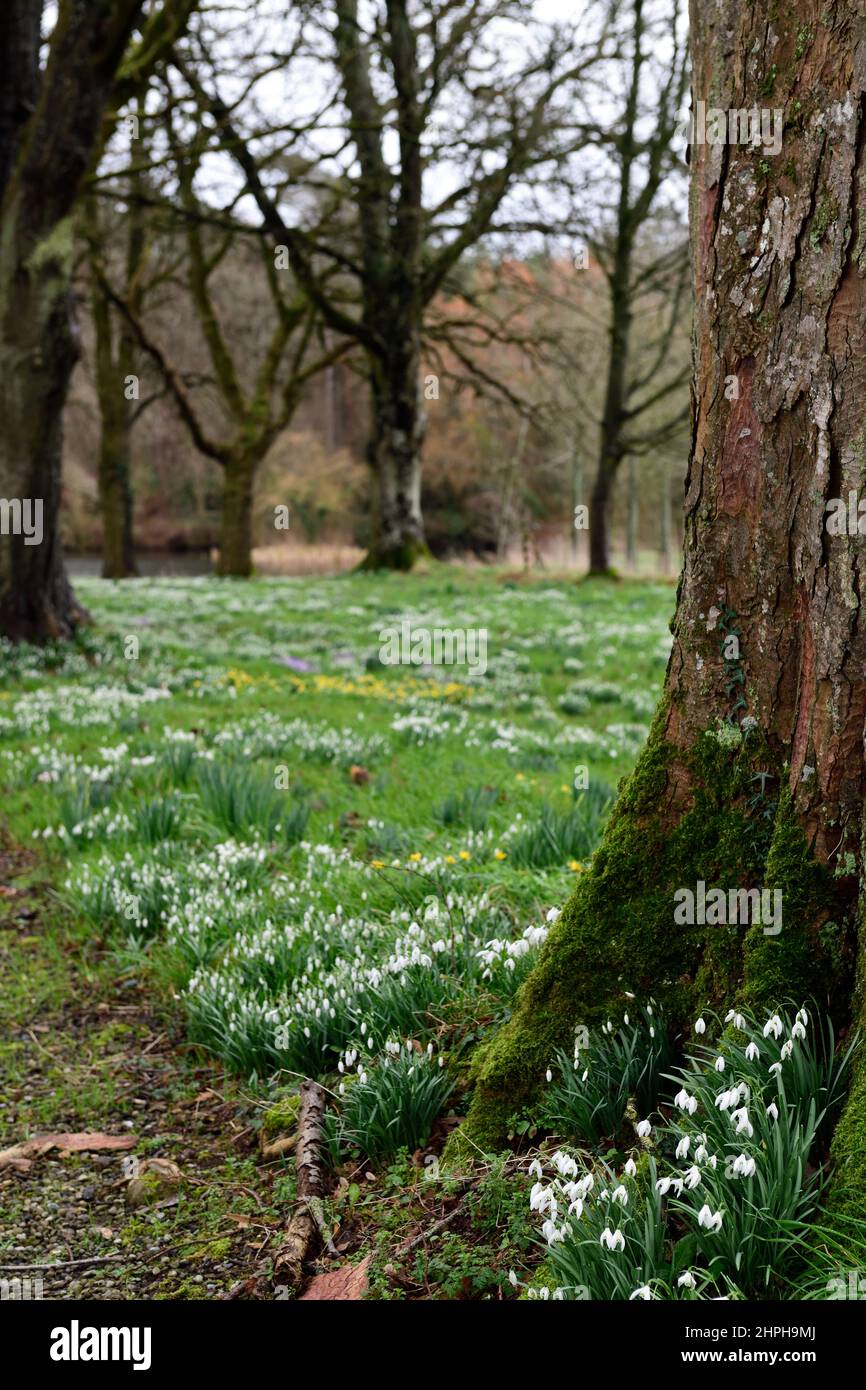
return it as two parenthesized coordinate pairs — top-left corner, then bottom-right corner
(545, 907), (560, 924)
(568, 1198), (584, 1219)
(796, 1008), (809, 1028)
(612, 1185), (628, 1206)
(763, 1014), (783, 1040)
(582, 1068), (589, 1082)
(674, 1088), (691, 1111)
(600, 1227), (625, 1252)
(769, 1061), (783, 1075)
(656, 1176), (673, 1196)
(649, 1026), (655, 1038)
(766, 1101), (779, 1121)
(545, 1069), (553, 1083)
(791, 1021), (806, 1040)
(695, 1017), (707, 1035)
(745, 1042), (760, 1062)
(624, 1158), (637, 1177)
(697, 1205), (723, 1233)
(683, 1166), (702, 1190)
(629, 1285), (652, 1300)
(508, 1269), (518, 1287)
(678, 1270), (696, 1289)
(733, 1154), (756, 1178)
(646, 1004), (653, 1016)
(542, 1218), (564, 1245)
(636, 1119), (652, 1138)
(530, 1182), (550, 1213)
(780, 1039), (794, 1060)
(714, 1056), (726, 1073)
(695, 1144), (708, 1164)
(715, 1088), (736, 1111)
(675, 1136), (690, 1159)
(708, 1155), (718, 1170)
(528, 1158), (543, 1179)
(724, 1009), (735, 1023)
(624, 1013), (630, 1026)
(732, 1110), (753, 1138)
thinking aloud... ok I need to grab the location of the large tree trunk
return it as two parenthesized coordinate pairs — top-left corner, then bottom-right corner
(460, 0), (866, 1223)
(0, 0), (146, 641)
(217, 451), (258, 578)
(359, 346), (428, 571)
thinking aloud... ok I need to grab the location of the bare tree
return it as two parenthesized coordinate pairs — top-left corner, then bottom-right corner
(173, 0), (621, 569)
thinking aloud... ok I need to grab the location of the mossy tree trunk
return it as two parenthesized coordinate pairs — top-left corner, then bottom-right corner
(359, 341), (428, 571)
(217, 449), (261, 578)
(0, 0), (149, 640)
(462, 0), (866, 1220)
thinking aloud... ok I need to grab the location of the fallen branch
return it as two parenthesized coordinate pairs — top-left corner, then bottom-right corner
(272, 1079), (327, 1291)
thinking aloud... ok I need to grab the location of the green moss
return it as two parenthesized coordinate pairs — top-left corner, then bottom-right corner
(741, 786), (842, 1011)
(26, 216), (76, 282)
(456, 713), (847, 1153)
(357, 539), (432, 573)
(825, 908), (866, 1225)
(262, 1092), (301, 1140)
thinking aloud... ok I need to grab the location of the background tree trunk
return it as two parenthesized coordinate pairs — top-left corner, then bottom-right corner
(0, 0), (146, 640)
(360, 347), (428, 570)
(217, 452), (259, 577)
(459, 0), (866, 1224)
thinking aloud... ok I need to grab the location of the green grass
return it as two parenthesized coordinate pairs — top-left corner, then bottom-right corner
(1, 567), (673, 1189)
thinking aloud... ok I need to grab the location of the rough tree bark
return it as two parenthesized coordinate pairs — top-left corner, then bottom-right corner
(217, 448), (264, 579)
(0, 1), (180, 638)
(460, 0), (866, 1223)
(358, 344), (427, 571)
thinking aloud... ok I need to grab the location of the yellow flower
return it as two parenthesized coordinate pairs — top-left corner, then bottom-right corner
(408, 852), (422, 862)
(371, 859), (385, 869)
(445, 854), (456, 864)
(458, 850), (471, 861)
(515, 772), (525, 781)
(494, 849), (507, 861)
(569, 860), (583, 872)
(560, 784), (570, 793)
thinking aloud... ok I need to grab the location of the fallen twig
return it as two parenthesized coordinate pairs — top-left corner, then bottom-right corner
(272, 1079), (326, 1291)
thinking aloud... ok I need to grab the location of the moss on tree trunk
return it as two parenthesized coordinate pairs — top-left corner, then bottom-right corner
(456, 1), (866, 1222)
